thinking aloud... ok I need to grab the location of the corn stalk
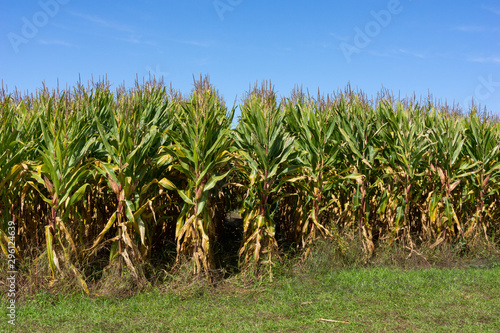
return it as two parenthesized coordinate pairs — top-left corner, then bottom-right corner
(234, 84), (296, 271)
(336, 95), (385, 255)
(91, 85), (173, 282)
(161, 77), (234, 276)
(285, 99), (359, 253)
(26, 94), (94, 292)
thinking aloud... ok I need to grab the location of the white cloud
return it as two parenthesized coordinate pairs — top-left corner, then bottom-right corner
(366, 50), (393, 57)
(329, 32), (350, 42)
(172, 39), (210, 47)
(454, 25), (500, 33)
(66, 12), (163, 47)
(116, 34), (142, 44)
(397, 48), (426, 59)
(160, 38), (211, 47)
(364, 48), (428, 59)
(37, 39), (73, 47)
(468, 56), (500, 64)
(67, 11), (135, 33)
(482, 5), (500, 15)
(455, 26), (486, 32)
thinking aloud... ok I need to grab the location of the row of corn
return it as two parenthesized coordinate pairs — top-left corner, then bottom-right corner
(1, 76), (499, 288)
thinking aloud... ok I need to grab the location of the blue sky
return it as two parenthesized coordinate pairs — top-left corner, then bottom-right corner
(1, 0), (499, 115)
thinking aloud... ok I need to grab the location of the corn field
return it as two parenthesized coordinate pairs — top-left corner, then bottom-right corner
(1, 76), (499, 289)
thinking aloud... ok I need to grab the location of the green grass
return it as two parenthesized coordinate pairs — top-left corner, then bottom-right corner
(2, 266), (499, 332)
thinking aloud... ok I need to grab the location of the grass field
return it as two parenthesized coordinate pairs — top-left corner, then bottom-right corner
(2, 252), (499, 332)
